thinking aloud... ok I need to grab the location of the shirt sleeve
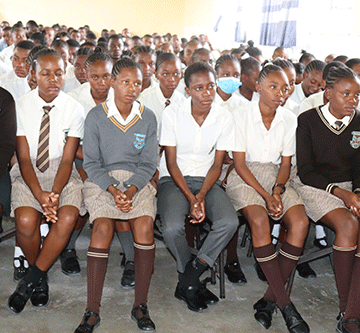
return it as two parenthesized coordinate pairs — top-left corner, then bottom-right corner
(296, 113), (332, 191)
(0, 89), (16, 176)
(159, 107), (176, 146)
(67, 103), (85, 139)
(83, 111), (120, 192)
(123, 111), (158, 191)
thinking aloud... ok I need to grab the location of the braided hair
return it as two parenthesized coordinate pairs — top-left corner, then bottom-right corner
(272, 58), (295, 71)
(304, 60), (325, 75)
(31, 48), (64, 71)
(112, 57), (142, 79)
(215, 54), (239, 73)
(326, 67), (359, 89)
(155, 52), (180, 71)
(85, 47), (112, 71)
(257, 64), (284, 83)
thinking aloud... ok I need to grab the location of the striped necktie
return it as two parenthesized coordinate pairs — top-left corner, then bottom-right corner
(36, 105), (54, 172)
(334, 120), (343, 131)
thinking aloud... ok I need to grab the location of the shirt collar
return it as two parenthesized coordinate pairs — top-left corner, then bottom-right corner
(320, 103), (351, 127)
(253, 102), (286, 128)
(107, 98), (142, 120)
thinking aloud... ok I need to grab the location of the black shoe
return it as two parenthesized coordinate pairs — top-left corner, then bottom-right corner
(30, 275), (49, 307)
(224, 261), (247, 284)
(296, 263), (316, 279)
(255, 261), (268, 282)
(131, 305), (156, 332)
(281, 303), (310, 333)
(174, 282), (208, 312)
(313, 237), (328, 249)
(253, 298), (276, 329)
(13, 256), (29, 283)
(75, 310), (100, 333)
(337, 319), (360, 333)
(199, 282), (219, 305)
(121, 261), (135, 289)
(8, 279), (35, 314)
(60, 249), (81, 275)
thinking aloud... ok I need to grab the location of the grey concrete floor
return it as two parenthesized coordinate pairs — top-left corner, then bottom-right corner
(0, 218), (339, 333)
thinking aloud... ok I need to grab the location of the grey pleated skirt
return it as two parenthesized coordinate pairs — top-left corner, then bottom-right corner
(291, 176), (352, 222)
(10, 158), (83, 215)
(226, 162), (303, 220)
(84, 170), (157, 223)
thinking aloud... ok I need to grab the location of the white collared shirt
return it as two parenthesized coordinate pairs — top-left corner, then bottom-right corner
(233, 101), (297, 164)
(16, 88), (85, 160)
(139, 84), (186, 138)
(298, 91), (325, 115)
(0, 70), (30, 100)
(320, 103), (351, 128)
(137, 76), (158, 99)
(0, 44), (14, 68)
(62, 74), (81, 93)
(159, 98), (235, 178)
(68, 82), (114, 117)
(289, 83), (306, 105)
(283, 98), (299, 116)
(106, 99), (142, 126)
(214, 92), (244, 113)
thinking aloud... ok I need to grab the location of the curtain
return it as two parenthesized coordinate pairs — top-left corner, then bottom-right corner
(260, 0), (299, 47)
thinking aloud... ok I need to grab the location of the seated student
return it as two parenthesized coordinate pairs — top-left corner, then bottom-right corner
(294, 62), (306, 85)
(272, 47), (288, 60)
(299, 61), (346, 115)
(292, 66), (360, 333)
(325, 54), (335, 64)
(67, 39), (80, 65)
(333, 55), (349, 64)
(170, 34), (181, 56)
(183, 39), (200, 67)
(132, 46), (157, 94)
(30, 32), (47, 47)
(191, 48), (215, 68)
(7, 48), (84, 314)
(234, 55), (261, 104)
(289, 60), (325, 105)
(108, 34), (123, 63)
(75, 58), (157, 333)
(73, 47), (93, 85)
(25, 20), (39, 39)
(246, 46), (264, 64)
(142, 34), (153, 47)
(0, 26), (27, 68)
(85, 31), (97, 45)
(158, 42), (173, 53)
(139, 52), (185, 137)
(346, 58), (360, 78)
(226, 64), (310, 333)
(157, 62), (238, 313)
(299, 51), (315, 67)
(44, 27), (55, 48)
(0, 40), (35, 100)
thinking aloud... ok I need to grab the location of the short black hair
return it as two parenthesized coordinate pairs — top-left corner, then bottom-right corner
(346, 58), (360, 70)
(184, 61), (216, 88)
(156, 52), (180, 71)
(215, 54), (239, 73)
(30, 32), (47, 47)
(240, 57), (260, 76)
(67, 39), (80, 48)
(32, 48), (64, 71)
(15, 40), (36, 51)
(51, 39), (69, 50)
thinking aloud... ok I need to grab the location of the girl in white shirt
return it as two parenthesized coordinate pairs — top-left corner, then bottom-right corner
(227, 64), (310, 333)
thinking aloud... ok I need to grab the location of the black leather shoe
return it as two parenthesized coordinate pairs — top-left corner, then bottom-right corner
(8, 279), (35, 314)
(224, 261), (247, 284)
(60, 249), (81, 275)
(131, 305), (156, 332)
(253, 298), (276, 329)
(281, 303), (310, 333)
(174, 282), (208, 312)
(296, 263), (316, 279)
(255, 261), (268, 282)
(13, 256), (29, 282)
(75, 310), (100, 333)
(313, 237), (328, 249)
(199, 282), (219, 305)
(337, 319), (360, 333)
(121, 261), (135, 289)
(31, 275), (49, 307)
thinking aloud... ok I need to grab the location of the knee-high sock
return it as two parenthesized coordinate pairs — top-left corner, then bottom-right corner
(86, 247), (109, 314)
(332, 245), (357, 313)
(343, 253), (360, 321)
(225, 228), (239, 264)
(116, 230), (135, 262)
(134, 242), (155, 308)
(253, 243), (292, 310)
(262, 241), (302, 302)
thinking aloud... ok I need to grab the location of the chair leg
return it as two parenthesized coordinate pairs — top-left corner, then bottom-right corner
(219, 249), (226, 299)
(286, 267), (296, 295)
(240, 223), (249, 248)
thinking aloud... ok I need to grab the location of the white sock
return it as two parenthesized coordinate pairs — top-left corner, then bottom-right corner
(13, 246), (29, 268)
(271, 224), (281, 245)
(40, 223), (49, 237)
(315, 225), (327, 246)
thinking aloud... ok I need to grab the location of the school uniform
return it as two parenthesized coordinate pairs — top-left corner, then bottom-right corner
(83, 99), (158, 223)
(137, 76), (158, 98)
(0, 59), (11, 77)
(226, 101), (303, 219)
(0, 44), (14, 68)
(157, 98), (238, 272)
(298, 90), (324, 115)
(233, 88), (259, 102)
(292, 104), (360, 222)
(283, 97), (299, 116)
(10, 88), (85, 214)
(214, 91), (243, 112)
(0, 70), (30, 100)
(175, 78), (188, 97)
(289, 83), (306, 105)
(63, 74), (80, 93)
(0, 39), (7, 52)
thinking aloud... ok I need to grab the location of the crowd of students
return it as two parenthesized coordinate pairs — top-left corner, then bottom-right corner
(0, 19), (359, 333)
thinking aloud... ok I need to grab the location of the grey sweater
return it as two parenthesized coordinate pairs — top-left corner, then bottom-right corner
(83, 101), (157, 192)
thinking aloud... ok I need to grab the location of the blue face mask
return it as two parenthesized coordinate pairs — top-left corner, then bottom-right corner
(217, 77), (242, 94)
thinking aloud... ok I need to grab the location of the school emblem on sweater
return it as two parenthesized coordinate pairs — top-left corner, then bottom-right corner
(350, 131), (360, 149)
(134, 133), (146, 149)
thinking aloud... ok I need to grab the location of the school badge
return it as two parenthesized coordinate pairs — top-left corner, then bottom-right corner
(350, 131), (360, 149)
(134, 133), (146, 149)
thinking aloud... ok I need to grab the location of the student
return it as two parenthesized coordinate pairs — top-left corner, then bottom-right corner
(142, 34), (153, 47)
(183, 40), (200, 66)
(293, 66), (360, 333)
(191, 48), (215, 68)
(246, 46), (264, 64)
(346, 58), (360, 78)
(25, 20), (39, 39)
(289, 60), (325, 105)
(226, 64), (310, 333)
(8, 48), (84, 314)
(30, 32), (47, 47)
(272, 47), (288, 60)
(157, 62), (238, 313)
(108, 34), (123, 63)
(67, 39), (80, 64)
(299, 52), (315, 67)
(73, 47), (93, 85)
(0, 26), (27, 67)
(333, 55), (348, 64)
(139, 52), (185, 137)
(75, 58), (157, 333)
(294, 62), (306, 85)
(158, 42), (173, 53)
(170, 34), (181, 56)
(44, 27), (55, 47)
(132, 46), (157, 93)
(0, 40), (35, 100)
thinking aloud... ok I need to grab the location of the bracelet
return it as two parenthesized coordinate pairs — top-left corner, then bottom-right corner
(272, 183), (286, 194)
(330, 185), (339, 195)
